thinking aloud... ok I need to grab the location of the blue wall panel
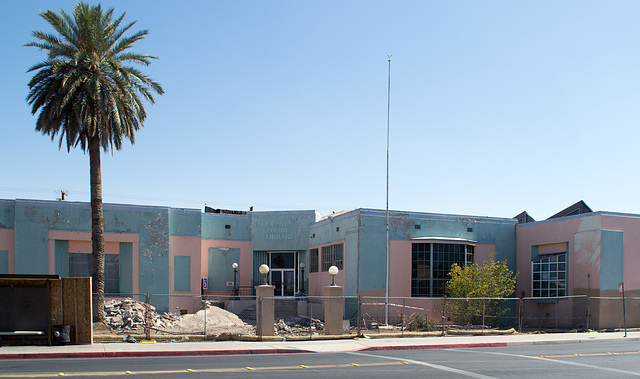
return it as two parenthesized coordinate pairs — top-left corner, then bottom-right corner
(251, 211), (316, 251)
(202, 214), (251, 241)
(174, 256), (191, 291)
(0, 250), (8, 274)
(0, 200), (15, 229)
(169, 209), (201, 237)
(601, 230), (624, 291)
(208, 247), (240, 291)
(54, 240), (68, 277)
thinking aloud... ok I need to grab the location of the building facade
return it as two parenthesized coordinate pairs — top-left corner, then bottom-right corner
(1, 198), (637, 329)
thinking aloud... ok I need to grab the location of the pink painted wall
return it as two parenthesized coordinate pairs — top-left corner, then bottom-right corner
(475, 244), (496, 265)
(388, 239), (495, 298)
(516, 215), (601, 328)
(307, 241), (347, 298)
(46, 231), (140, 294)
(169, 236), (203, 313)
(308, 269), (346, 297)
(169, 236), (202, 293)
(0, 229), (14, 274)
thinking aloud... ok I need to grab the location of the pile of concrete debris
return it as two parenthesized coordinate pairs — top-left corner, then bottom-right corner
(104, 298), (180, 331)
(274, 317), (324, 336)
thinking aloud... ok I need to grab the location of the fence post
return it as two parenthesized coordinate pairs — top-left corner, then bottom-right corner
(258, 296), (263, 341)
(356, 296), (362, 338)
(586, 294), (590, 330)
(308, 296), (312, 339)
(518, 298), (522, 333)
(482, 298), (485, 334)
(441, 298), (447, 336)
(401, 297), (405, 337)
(622, 282), (627, 337)
(203, 298), (207, 338)
(554, 301), (558, 330)
(144, 292), (151, 341)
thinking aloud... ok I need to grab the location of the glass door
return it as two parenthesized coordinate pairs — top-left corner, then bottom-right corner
(269, 252), (297, 297)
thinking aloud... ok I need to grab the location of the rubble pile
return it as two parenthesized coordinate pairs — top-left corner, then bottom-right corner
(273, 318), (325, 336)
(104, 299), (180, 331)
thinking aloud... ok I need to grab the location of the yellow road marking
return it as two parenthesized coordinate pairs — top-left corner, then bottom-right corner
(539, 350), (640, 358)
(0, 361), (410, 377)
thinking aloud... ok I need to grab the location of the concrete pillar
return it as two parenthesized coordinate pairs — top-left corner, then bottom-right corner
(255, 285), (275, 337)
(324, 285), (344, 335)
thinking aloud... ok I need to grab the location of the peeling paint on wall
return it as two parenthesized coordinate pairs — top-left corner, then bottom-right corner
(391, 213), (414, 238)
(574, 230), (601, 271)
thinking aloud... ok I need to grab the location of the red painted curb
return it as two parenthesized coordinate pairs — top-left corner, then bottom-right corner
(0, 348), (312, 360)
(361, 342), (508, 351)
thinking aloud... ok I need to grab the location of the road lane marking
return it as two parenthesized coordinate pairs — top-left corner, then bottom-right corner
(449, 348), (640, 377)
(348, 351), (497, 379)
(0, 361), (409, 377)
(540, 350), (640, 358)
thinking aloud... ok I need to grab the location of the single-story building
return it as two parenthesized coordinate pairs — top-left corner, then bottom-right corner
(0, 198), (636, 329)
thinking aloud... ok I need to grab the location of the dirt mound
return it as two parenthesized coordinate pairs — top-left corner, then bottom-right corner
(102, 299), (253, 335)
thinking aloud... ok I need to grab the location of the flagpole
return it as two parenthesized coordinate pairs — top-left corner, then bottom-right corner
(385, 55), (391, 326)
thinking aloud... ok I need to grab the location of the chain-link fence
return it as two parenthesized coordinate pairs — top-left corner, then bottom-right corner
(97, 293), (640, 339)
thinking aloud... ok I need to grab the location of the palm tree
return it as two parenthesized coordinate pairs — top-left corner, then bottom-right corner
(26, 2), (163, 322)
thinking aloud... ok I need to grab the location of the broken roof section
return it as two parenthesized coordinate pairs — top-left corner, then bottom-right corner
(513, 211), (535, 224)
(547, 200), (593, 219)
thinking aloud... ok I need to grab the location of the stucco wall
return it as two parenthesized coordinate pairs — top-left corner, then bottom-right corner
(358, 209), (516, 298)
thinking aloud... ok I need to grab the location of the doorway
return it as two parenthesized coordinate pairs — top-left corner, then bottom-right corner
(269, 252), (296, 297)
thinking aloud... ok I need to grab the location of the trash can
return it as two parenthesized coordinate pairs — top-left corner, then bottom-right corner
(52, 325), (70, 345)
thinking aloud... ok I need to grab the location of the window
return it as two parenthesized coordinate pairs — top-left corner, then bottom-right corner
(411, 243), (474, 297)
(322, 243), (343, 271)
(69, 253), (120, 295)
(104, 255), (120, 295)
(532, 253), (566, 298)
(309, 248), (319, 273)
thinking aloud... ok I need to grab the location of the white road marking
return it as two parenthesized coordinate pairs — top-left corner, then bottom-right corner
(449, 348), (640, 377)
(347, 351), (497, 379)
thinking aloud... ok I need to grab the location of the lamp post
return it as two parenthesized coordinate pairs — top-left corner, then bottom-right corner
(259, 264), (270, 285)
(232, 262), (238, 298)
(299, 262), (306, 296)
(328, 265), (339, 286)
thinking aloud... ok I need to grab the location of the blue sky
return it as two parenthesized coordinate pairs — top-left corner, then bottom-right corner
(2, 1), (640, 220)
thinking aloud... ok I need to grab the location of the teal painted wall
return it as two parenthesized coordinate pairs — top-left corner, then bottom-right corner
(174, 256), (191, 291)
(310, 211), (360, 296)
(208, 247), (240, 291)
(10, 200), (171, 312)
(14, 200), (91, 274)
(0, 200), (15, 229)
(0, 250), (8, 274)
(355, 209), (517, 293)
(202, 213), (251, 240)
(251, 211), (316, 251)
(169, 209), (201, 237)
(601, 230), (624, 291)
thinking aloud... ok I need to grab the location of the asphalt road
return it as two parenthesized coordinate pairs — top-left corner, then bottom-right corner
(2, 340), (640, 378)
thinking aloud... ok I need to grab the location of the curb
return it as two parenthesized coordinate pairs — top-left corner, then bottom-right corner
(0, 341), (509, 360)
(361, 342), (508, 351)
(0, 348), (313, 360)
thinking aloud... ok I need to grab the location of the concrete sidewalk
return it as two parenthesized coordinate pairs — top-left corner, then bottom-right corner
(1, 331), (639, 360)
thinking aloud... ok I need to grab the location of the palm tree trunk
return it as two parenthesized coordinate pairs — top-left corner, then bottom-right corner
(90, 135), (105, 323)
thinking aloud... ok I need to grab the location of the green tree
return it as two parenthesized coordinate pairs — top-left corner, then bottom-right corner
(444, 253), (517, 326)
(26, 2), (163, 322)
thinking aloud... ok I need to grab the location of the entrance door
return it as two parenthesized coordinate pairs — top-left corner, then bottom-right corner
(269, 252), (296, 297)
(271, 270), (295, 296)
